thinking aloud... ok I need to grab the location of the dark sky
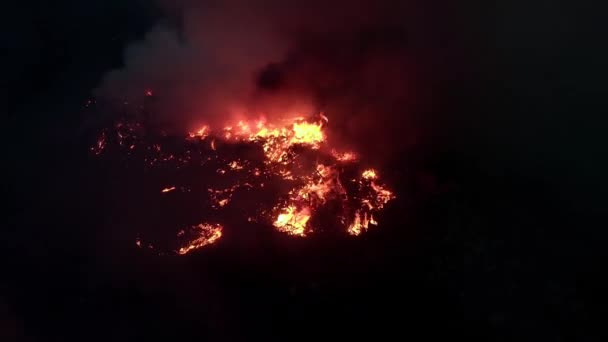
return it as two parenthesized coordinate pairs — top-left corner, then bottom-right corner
(2, 1), (607, 341)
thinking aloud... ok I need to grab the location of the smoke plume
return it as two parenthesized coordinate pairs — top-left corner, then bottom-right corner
(96, 0), (432, 163)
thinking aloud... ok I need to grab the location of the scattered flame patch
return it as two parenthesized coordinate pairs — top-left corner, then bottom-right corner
(177, 223), (223, 255)
(93, 112), (395, 254)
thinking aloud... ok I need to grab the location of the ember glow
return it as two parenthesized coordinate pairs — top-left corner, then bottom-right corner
(93, 111), (395, 253)
(177, 223), (223, 255)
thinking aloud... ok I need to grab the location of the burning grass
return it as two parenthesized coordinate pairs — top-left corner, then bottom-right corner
(93, 113), (395, 254)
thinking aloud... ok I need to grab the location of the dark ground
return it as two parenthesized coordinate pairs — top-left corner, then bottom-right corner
(2, 1), (607, 341)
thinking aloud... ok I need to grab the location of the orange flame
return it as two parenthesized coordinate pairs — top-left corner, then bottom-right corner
(362, 169), (378, 180)
(273, 205), (311, 236)
(347, 211), (379, 236)
(222, 116), (326, 163)
(332, 150), (357, 162)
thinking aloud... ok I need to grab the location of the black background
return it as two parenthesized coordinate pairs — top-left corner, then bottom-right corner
(2, 1), (607, 340)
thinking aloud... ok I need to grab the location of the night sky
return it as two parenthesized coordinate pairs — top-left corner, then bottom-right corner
(3, 1), (607, 341)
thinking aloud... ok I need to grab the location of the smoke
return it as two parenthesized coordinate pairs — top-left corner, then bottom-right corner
(96, 0), (431, 163)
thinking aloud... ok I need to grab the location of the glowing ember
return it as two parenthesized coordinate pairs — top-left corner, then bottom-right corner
(228, 160), (244, 170)
(177, 223), (223, 255)
(93, 111), (395, 253)
(91, 131), (106, 155)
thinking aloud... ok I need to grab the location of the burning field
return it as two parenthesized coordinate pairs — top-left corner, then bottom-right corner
(92, 109), (395, 255)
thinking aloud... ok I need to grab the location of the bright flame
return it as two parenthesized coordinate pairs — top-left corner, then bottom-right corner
(273, 205), (311, 236)
(290, 121), (324, 146)
(347, 211), (377, 236)
(161, 186), (176, 193)
(370, 215), (378, 225)
(362, 169), (378, 180)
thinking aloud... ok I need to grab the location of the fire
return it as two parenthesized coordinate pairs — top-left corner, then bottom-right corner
(273, 205), (311, 236)
(177, 223), (223, 255)
(332, 150), (357, 162)
(362, 169), (378, 180)
(219, 116), (327, 164)
(228, 160), (244, 170)
(347, 211), (379, 236)
(370, 215), (378, 225)
(347, 212), (365, 236)
(188, 125), (209, 139)
(370, 182), (394, 206)
(93, 111), (396, 254)
(290, 121), (324, 146)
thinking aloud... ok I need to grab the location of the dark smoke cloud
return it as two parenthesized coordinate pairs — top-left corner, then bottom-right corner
(96, 0), (445, 163)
